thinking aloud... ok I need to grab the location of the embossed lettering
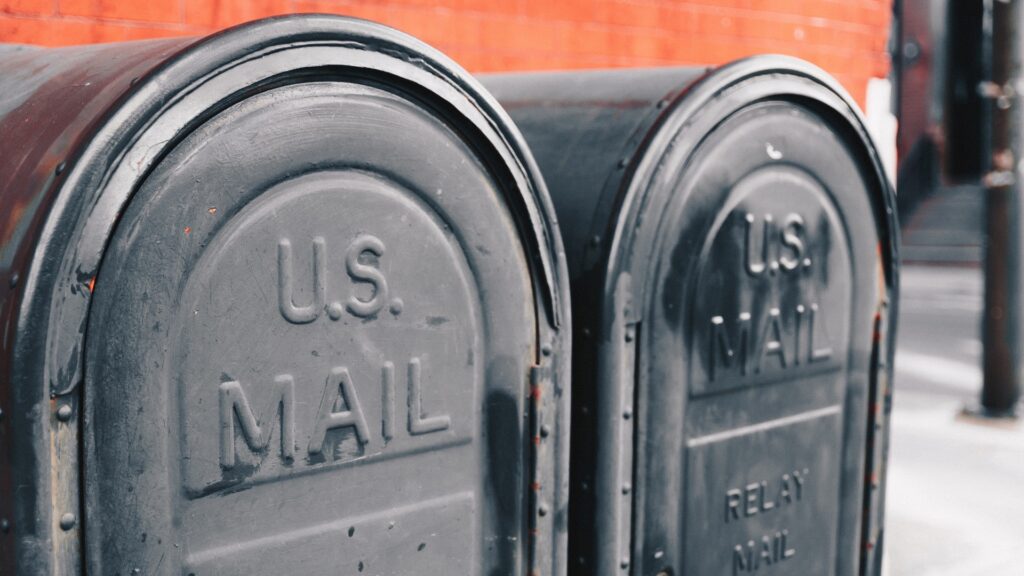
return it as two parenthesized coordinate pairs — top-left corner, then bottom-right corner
(756, 308), (788, 372)
(744, 483), (760, 517)
(726, 489), (743, 522)
(710, 313), (752, 381)
(723, 469), (808, 523)
(308, 367), (371, 454)
(793, 305), (805, 366)
(744, 213), (772, 277)
(216, 357), (450, 477)
(778, 474), (792, 504)
(277, 234), (395, 323)
(709, 302), (834, 380)
(346, 234), (389, 317)
(732, 531), (796, 574)
(744, 212), (810, 278)
(278, 238), (326, 324)
(219, 376), (295, 469)
(792, 468), (807, 500)
(407, 357), (451, 435)
(382, 361), (396, 443)
(733, 542), (753, 575)
(778, 213), (809, 271)
(759, 481), (775, 511)
(808, 304), (833, 363)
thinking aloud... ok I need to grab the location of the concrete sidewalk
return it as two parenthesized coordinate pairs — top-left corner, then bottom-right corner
(886, 265), (1024, 575)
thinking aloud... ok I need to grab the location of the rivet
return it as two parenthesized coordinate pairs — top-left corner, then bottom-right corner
(624, 327), (635, 343)
(620, 557), (630, 569)
(623, 407), (632, 420)
(622, 483), (632, 495)
(541, 344), (552, 357)
(0, 518), (9, 533)
(8, 274), (18, 288)
(538, 504), (548, 517)
(59, 513), (76, 531)
(389, 298), (404, 316)
(590, 235), (601, 247)
(55, 162), (66, 175)
(56, 404), (72, 422)
(618, 158), (628, 169)
(540, 424), (551, 438)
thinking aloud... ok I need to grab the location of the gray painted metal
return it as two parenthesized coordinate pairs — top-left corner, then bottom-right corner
(482, 58), (899, 576)
(0, 16), (570, 576)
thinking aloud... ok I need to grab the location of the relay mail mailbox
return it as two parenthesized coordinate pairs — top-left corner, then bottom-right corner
(483, 58), (898, 576)
(0, 16), (570, 576)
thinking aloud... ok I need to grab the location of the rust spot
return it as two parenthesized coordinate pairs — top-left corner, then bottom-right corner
(86, 277), (96, 293)
(532, 435), (541, 446)
(183, 226), (191, 235)
(529, 482), (541, 492)
(994, 148), (1015, 171)
(207, 207), (217, 215)
(530, 385), (542, 402)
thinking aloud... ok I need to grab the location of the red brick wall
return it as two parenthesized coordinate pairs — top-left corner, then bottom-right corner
(0, 0), (892, 107)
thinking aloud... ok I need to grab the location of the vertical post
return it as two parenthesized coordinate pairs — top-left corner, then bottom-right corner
(945, 0), (991, 181)
(981, 0), (1023, 417)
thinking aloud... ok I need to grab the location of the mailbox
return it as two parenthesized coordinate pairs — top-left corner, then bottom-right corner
(482, 58), (898, 576)
(0, 16), (570, 575)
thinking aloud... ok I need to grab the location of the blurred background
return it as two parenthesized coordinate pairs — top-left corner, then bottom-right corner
(1, 1), (1020, 574)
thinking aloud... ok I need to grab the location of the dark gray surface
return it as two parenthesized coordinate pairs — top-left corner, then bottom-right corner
(0, 16), (571, 576)
(483, 59), (898, 576)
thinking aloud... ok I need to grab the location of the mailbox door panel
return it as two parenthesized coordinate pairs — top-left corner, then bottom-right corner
(85, 80), (536, 575)
(633, 101), (881, 576)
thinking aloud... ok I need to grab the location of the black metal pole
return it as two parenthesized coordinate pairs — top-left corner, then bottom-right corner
(981, 0), (1023, 417)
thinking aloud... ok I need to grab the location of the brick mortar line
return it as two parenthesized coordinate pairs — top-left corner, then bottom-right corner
(327, 1), (890, 36)
(0, 11), (200, 29)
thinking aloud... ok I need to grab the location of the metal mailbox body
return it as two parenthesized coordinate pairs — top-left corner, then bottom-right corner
(483, 58), (898, 576)
(0, 16), (571, 576)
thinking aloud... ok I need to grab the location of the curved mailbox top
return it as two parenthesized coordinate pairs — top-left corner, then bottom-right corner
(0, 16), (570, 576)
(483, 57), (898, 576)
